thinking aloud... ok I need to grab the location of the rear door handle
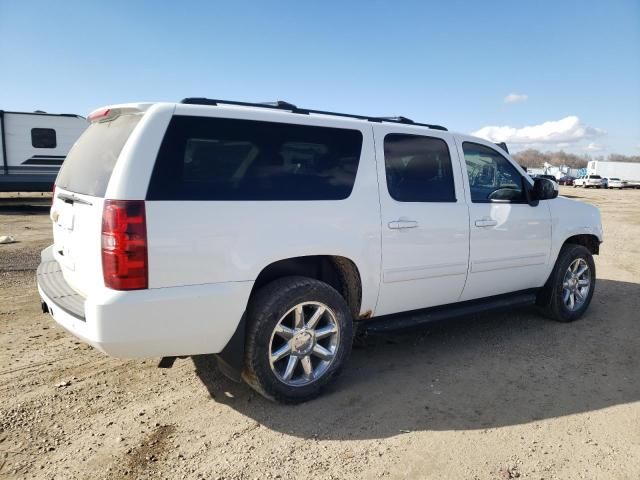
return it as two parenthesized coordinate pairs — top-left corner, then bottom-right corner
(475, 219), (498, 227)
(388, 220), (419, 230)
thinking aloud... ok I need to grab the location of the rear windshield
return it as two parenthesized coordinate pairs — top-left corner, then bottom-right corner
(56, 114), (142, 197)
(147, 116), (363, 201)
(590, 175), (602, 179)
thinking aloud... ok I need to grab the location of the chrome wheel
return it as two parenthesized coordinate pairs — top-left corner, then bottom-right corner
(269, 301), (340, 387)
(562, 258), (591, 311)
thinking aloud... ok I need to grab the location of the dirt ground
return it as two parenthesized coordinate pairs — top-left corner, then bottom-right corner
(1, 187), (639, 480)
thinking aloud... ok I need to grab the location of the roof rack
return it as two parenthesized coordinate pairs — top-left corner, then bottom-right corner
(180, 97), (447, 131)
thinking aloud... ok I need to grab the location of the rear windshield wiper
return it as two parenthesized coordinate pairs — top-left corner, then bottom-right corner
(57, 192), (93, 206)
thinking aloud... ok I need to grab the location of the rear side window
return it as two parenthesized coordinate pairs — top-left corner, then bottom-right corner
(383, 134), (456, 202)
(56, 114), (142, 197)
(31, 128), (57, 148)
(147, 116), (363, 201)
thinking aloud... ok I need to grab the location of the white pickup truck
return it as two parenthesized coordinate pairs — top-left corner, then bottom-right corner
(37, 99), (603, 403)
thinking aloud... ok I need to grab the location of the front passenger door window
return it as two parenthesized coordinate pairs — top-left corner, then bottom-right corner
(462, 142), (525, 203)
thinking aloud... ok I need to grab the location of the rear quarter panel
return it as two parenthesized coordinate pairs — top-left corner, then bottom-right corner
(141, 106), (382, 315)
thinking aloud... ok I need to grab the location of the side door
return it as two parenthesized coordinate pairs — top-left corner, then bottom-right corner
(374, 127), (470, 316)
(456, 138), (552, 301)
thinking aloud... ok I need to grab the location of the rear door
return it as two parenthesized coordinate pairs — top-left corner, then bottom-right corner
(51, 111), (143, 295)
(374, 126), (470, 316)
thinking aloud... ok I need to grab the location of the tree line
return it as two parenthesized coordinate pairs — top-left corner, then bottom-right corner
(512, 149), (640, 169)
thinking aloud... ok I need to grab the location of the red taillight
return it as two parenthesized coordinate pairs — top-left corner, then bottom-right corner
(101, 200), (148, 290)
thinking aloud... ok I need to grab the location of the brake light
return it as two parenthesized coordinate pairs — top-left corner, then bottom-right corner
(101, 200), (148, 290)
(88, 108), (111, 123)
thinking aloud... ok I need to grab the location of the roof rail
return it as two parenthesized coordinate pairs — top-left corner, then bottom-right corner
(180, 97), (447, 131)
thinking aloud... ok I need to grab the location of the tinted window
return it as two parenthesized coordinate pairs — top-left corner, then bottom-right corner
(462, 142), (525, 203)
(31, 128), (57, 148)
(383, 134), (455, 202)
(56, 114), (142, 197)
(147, 116), (363, 201)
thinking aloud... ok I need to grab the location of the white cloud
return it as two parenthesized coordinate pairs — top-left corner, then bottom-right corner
(585, 142), (604, 152)
(472, 116), (605, 145)
(504, 93), (528, 104)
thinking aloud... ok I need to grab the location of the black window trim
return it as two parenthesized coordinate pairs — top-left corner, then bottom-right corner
(31, 128), (57, 149)
(383, 132), (457, 204)
(462, 141), (529, 205)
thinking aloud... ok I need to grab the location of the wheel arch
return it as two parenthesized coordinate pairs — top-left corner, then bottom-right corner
(215, 255), (363, 383)
(562, 233), (600, 255)
(250, 255), (363, 318)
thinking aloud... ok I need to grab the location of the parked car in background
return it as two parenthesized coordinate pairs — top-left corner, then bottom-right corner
(607, 177), (628, 189)
(574, 174), (603, 188)
(558, 175), (574, 186)
(587, 160), (640, 186)
(37, 98), (603, 403)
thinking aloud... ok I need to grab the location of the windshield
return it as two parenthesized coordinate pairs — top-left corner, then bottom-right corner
(590, 175), (602, 179)
(56, 114), (142, 196)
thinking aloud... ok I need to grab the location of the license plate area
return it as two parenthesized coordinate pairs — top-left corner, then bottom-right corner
(53, 202), (76, 271)
(56, 202), (75, 231)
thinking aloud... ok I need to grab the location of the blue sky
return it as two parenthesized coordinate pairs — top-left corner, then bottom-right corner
(1, 0), (639, 155)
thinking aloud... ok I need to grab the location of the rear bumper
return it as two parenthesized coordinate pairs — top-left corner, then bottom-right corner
(37, 246), (253, 358)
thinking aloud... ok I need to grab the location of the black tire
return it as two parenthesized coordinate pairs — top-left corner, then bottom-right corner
(537, 244), (596, 322)
(242, 276), (353, 403)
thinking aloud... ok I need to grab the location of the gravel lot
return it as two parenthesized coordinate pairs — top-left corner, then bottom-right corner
(1, 187), (639, 479)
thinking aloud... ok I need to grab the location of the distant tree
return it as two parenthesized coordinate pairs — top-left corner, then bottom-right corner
(608, 153), (640, 163)
(512, 150), (640, 168)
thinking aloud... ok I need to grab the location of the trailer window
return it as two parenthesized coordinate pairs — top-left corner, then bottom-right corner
(55, 114), (142, 197)
(31, 128), (57, 148)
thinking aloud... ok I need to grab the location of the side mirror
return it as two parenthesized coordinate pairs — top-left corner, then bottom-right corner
(533, 178), (558, 201)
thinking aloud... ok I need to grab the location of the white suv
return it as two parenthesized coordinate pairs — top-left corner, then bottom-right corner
(38, 98), (603, 403)
(574, 174), (604, 188)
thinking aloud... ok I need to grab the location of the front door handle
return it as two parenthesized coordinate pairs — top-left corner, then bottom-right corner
(388, 220), (419, 230)
(475, 218), (498, 227)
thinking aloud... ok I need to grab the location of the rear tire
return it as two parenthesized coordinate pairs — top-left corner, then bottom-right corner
(242, 276), (353, 403)
(537, 244), (596, 322)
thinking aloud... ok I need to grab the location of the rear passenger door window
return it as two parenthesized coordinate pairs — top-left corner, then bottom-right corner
(147, 116), (363, 201)
(384, 134), (456, 202)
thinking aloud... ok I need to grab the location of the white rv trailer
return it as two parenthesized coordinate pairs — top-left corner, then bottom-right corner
(587, 160), (640, 187)
(0, 110), (87, 192)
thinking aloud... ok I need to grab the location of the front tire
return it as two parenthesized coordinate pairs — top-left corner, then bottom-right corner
(537, 244), (596, 322)
(243, 276), (353, 403)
